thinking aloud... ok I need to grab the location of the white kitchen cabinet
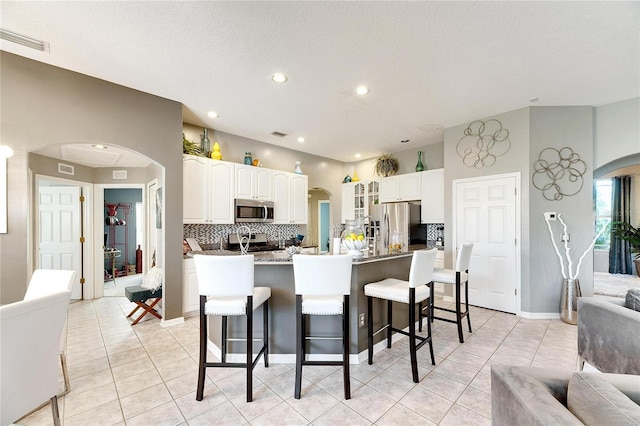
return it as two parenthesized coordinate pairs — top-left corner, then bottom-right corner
(183, 155), (234, 224)
(235, 164), (272, 200)
(183, 258), (200, 316)
(291, 174), (308, 223)
(340, 180), (379, 223)
(341, 182), (356, 223)
(421, 168), (444, 224)
(273, 171), (308, 224)
(379, 172), (422, 203)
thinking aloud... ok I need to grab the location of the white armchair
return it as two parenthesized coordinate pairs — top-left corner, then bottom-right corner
(1, 290), (72, 426)
(24, 269), (76, 395)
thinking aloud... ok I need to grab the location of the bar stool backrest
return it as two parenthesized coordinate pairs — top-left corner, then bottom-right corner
(193, 255), (255, 297)
(292, 254), (353, 296)
(455, 243), (474, 272)
(24, 269), (76, 300)
(408, 249), (438, 288)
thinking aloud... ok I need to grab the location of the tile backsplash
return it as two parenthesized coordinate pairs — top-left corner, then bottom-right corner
(184, 223), (299, 248)
(425, 223), (444, 241)
(184, 222), (443, 249)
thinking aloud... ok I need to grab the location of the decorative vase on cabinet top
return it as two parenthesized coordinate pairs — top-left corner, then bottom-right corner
(200, 128), (211, 158)
(211, 142), (222, 160)
(244, 152), (253, 165)
(415, 151), (425, 172)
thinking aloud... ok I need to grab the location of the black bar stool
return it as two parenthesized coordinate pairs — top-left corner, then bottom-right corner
(365, 248), (438, 383)
(292, 254), (353, 399)
(193, 254), (270, 402)
(424, 242), (474, 343)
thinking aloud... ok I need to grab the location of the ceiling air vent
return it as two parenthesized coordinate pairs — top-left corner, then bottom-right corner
(58, 163), (75, 175)
(271, 131), (287, 138)
(113, 170), (128, 180)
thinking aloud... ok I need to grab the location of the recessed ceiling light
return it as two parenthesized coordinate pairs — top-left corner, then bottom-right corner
(355, 86), (370, 95)
(354, 153), (362, 159)
(271, 73), (288, 83)
(297, 137), (305, 143)
(0, 145), (14, 158)
(92, 144), (107, 149)
(207, 111), (219, 118)
(529, 97), (539, 103)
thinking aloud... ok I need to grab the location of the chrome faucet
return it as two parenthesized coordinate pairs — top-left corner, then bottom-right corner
(361, 215), (377, 256)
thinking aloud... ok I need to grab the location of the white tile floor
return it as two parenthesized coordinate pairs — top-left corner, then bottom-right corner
(19, 296), (579, 426)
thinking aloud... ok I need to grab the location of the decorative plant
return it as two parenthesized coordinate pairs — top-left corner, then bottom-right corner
(182, 134), (204, 156)
(544, 213), (609, 280)
(374, 153), (399, 177)
(611, 221), (640, 260)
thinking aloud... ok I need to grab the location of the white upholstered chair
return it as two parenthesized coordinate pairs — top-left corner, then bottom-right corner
(426, 242), (474, 343)
(193, 254), (270, 403)
(292, 254), (353, 399)
(1, 290), (72, 426)
(365, 248), (438, 383)
(24, 269), (76, 396)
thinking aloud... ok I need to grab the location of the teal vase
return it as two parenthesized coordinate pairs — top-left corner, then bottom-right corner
(415, 151), (425, 172)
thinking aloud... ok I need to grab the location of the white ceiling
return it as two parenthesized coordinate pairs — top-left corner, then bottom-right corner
(2, 1), (638, 166)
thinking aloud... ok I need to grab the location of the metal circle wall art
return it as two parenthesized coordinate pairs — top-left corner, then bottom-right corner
(456, 119), (511, 168)
(532, 147), (587, 201)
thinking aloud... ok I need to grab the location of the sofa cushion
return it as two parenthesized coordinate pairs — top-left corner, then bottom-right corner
(567, 372), (640, 425)
(626, 289), (640, 312)
(491, 365), (583, 425)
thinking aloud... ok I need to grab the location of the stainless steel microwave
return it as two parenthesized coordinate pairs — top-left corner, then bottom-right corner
(234, 199), (274, 223)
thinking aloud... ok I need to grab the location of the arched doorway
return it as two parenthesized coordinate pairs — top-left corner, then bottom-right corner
(29, 143), (164, 300)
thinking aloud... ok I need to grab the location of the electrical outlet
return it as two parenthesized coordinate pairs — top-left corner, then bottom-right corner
(544, 212), (557, 221)
(359, 313), (365, 328)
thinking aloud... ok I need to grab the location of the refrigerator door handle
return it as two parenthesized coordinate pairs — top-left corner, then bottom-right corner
(383, 211), (389, 252)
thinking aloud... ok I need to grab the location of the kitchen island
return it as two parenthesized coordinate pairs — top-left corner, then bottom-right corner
(184, 248), (435, 363)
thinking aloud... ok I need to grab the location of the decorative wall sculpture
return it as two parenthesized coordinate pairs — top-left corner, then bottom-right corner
(532, 147), (587, 201)
(456, 119), (511, 168)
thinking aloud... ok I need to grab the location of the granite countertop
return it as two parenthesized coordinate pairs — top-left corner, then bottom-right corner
(185, 246), (437, 264)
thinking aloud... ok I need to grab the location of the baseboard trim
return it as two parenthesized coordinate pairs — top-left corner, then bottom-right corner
(161, 316), (185, 327)
(519, 311), (561, 320)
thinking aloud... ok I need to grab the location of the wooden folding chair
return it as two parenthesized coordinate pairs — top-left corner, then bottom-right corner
(125, 286), (162, 325)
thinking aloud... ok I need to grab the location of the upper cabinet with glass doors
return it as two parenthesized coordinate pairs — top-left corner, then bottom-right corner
(341, 179), (379, 223)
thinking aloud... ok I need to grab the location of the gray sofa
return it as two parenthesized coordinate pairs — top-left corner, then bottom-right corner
(577, 296), (640, 374)
(491, 365), (640, 425)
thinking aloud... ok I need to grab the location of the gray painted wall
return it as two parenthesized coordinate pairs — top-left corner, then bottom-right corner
(528, 106), (594, 313)
(594, 98), (640, 169)
(1, 52), (183, 322)
(347, 141), (445, 182)
(444, 106), (595, 315)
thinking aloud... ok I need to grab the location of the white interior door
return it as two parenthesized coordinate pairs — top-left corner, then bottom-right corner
(38, 186), (82, 299)
(454, 173), (519, 313)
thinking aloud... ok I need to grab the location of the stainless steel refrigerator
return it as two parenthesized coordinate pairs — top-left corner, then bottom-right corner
(368, 202), (423, 255)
